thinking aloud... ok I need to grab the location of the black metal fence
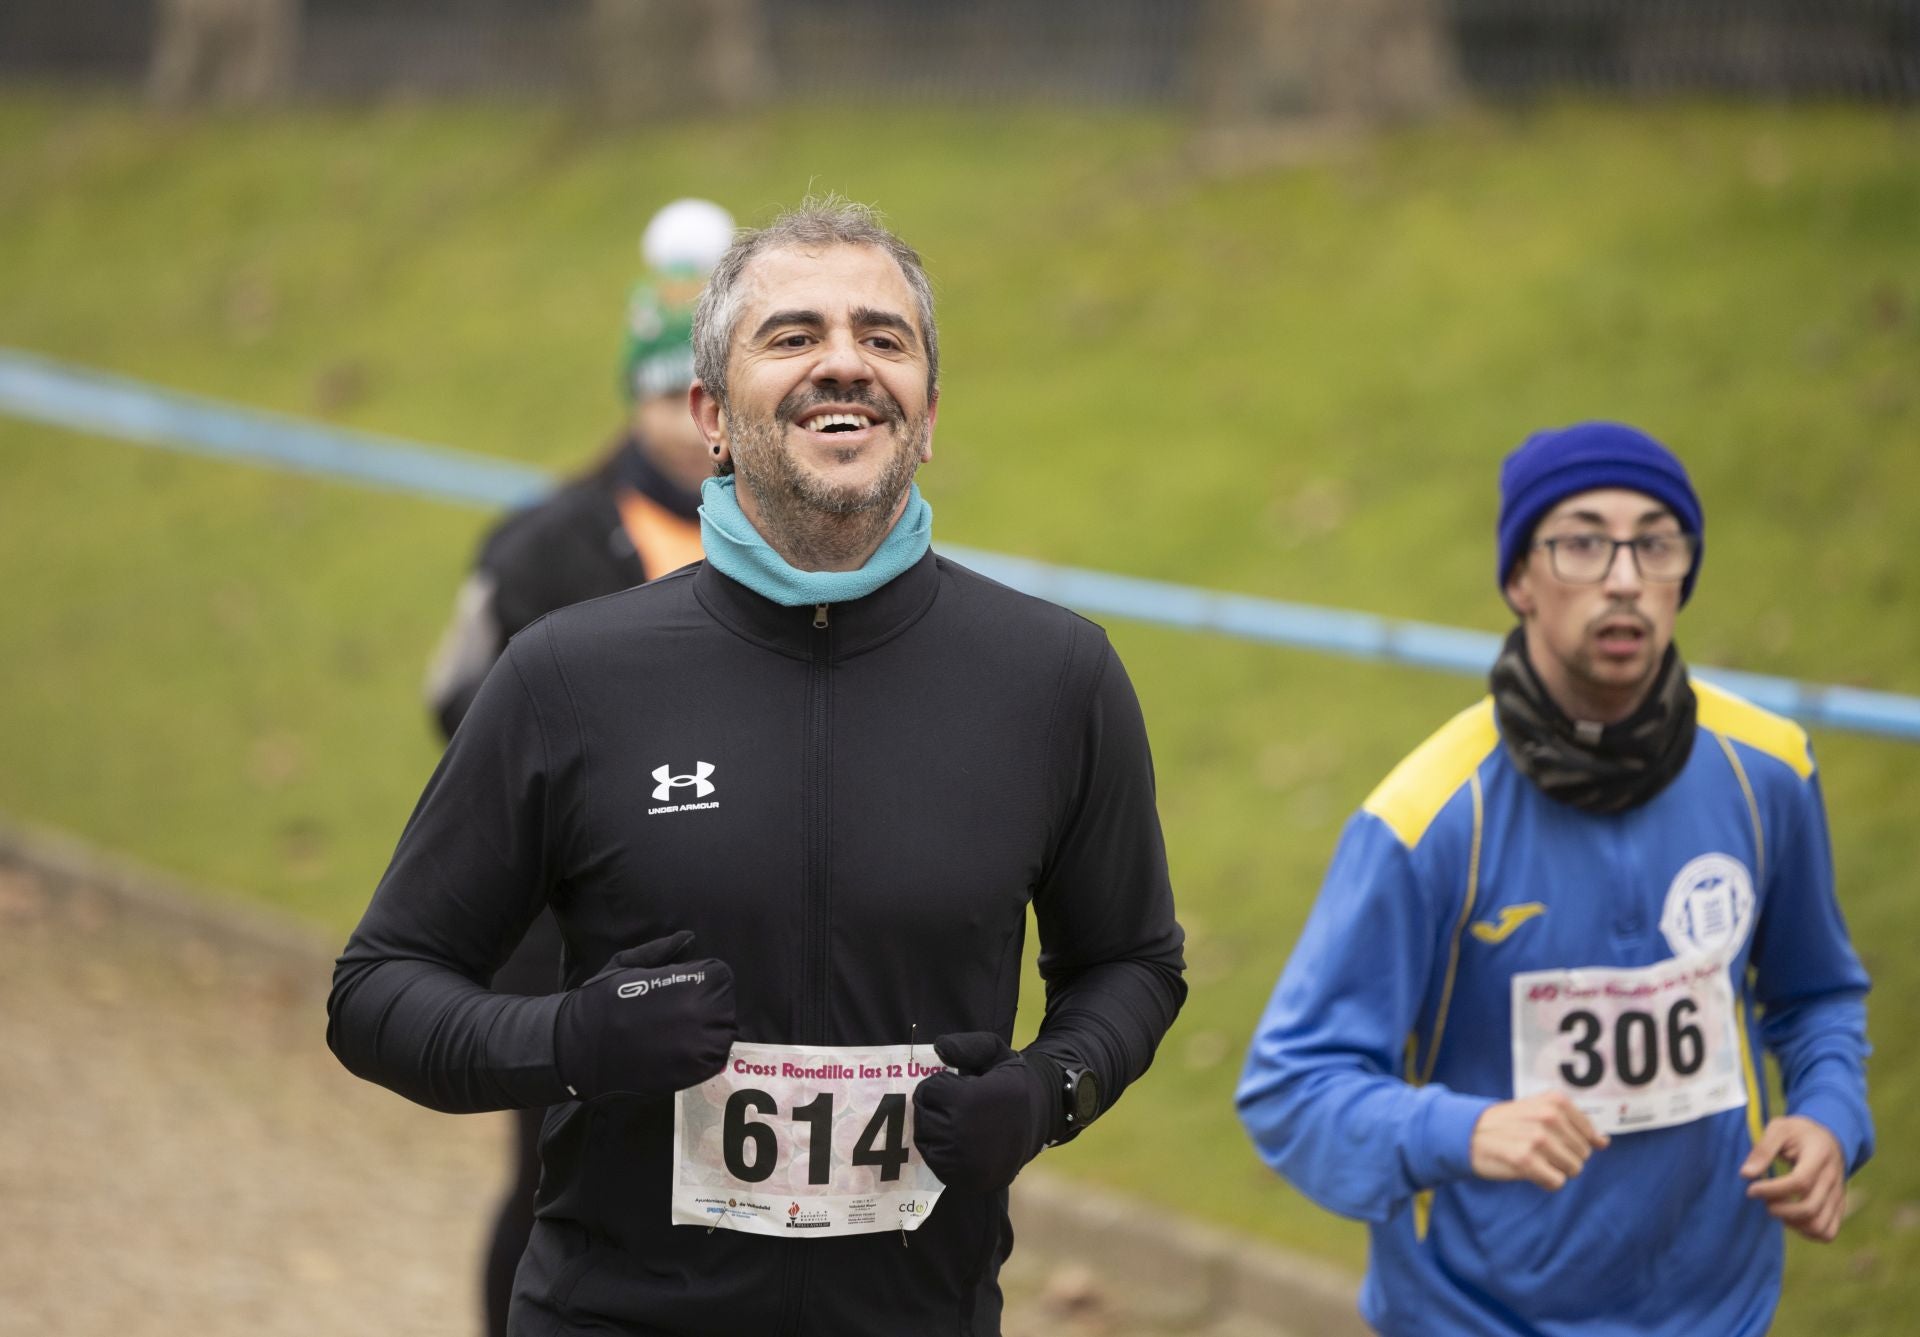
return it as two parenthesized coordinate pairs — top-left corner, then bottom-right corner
(2, 0), (1916, 108)
(1453, 0), (1920, 99)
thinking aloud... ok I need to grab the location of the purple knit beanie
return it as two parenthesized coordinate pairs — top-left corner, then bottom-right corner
(1497, 422), (1705, 605)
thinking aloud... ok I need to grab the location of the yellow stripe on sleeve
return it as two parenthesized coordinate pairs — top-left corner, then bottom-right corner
(1362, 698), (1501, 848)
(1695, 679), (1814, 780)
(1403, 770), (1487, 1244)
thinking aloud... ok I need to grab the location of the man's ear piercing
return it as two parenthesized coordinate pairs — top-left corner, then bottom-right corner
(711, 444), (722, 455)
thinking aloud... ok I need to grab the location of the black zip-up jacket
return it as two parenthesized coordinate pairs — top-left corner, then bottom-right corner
(329, 549), (1187, 1335)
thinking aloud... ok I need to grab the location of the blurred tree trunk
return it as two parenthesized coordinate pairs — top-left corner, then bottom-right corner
(587, 0), (772, 119)
(1192, 0), (1457, 123)
(704, 0), (772, 107)
(149, 0), (299, 106)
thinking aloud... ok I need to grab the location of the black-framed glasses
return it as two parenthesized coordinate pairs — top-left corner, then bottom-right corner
(1535, 532), (1696, 583)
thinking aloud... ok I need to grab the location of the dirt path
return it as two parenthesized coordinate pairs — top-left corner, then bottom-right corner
(0, 867), (501, 1335)
(0, 860), (1329, 1336)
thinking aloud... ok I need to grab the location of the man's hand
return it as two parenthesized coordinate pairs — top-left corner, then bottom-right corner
(1741, 1115), (1848, 1242)
(1470, 1092), (1610, 1190)
(553, 931), (736, 1100)
(911, 1033), (1059, 1194)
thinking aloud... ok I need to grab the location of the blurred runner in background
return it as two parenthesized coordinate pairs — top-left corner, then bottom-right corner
(421, 197), (734, 1337)
(1237, 422), (1873, 1335)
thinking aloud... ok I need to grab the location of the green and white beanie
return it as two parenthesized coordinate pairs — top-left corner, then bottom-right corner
(621, 198), (735, 403)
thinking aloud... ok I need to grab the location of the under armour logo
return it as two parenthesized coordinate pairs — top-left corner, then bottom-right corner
(652, 762), (716, 802)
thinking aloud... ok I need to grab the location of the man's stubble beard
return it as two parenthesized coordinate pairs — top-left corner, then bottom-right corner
(1545, 601), (1664, 714)
(726, 397), (929, 572)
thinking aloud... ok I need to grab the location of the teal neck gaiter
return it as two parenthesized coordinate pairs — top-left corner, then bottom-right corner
(698, 475), (933, 607)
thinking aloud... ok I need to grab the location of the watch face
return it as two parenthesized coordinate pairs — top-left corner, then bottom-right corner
(1069, 1071), (1101, 1125)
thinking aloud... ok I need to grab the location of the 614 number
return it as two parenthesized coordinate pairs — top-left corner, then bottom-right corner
(722, 1089), (909, 1185)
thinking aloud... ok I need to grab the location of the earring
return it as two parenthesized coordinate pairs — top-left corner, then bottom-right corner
(711, 443), (722, 455)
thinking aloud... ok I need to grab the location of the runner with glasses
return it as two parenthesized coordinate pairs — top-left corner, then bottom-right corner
(1238, 421), (1872, 1335)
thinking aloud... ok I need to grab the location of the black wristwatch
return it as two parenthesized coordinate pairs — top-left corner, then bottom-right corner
(1061, 1065), (1102, 1131)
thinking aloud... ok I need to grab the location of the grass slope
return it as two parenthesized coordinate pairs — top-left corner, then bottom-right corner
(2, 94), (1917, 1329)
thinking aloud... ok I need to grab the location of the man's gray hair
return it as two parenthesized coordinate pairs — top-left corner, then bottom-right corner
(692, 198), (938, 406)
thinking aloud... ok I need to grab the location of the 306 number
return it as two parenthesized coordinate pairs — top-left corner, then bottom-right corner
(1558, 997), (1707, 1088)
(721, 1089), (910, 1185)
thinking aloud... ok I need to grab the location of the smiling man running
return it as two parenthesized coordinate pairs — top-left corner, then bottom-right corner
(329, 199), (1186, 1336)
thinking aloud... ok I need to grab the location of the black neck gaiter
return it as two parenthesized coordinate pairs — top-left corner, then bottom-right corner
(1489, 627), (1697, 814)
(610, 434), (704, 520)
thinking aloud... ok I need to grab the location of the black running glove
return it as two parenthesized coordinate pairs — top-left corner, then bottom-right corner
(912, 1032), (1064, 1193)
(553, 931), (737, 1100)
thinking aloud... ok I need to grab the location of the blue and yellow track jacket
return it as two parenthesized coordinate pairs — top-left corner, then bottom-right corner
(1237, 681), (1872, 1336)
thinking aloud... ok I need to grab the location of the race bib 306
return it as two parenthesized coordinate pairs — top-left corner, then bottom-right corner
(1510, 956), (1747, 1136)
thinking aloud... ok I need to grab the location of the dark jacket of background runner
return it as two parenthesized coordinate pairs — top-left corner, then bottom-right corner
(427, 435), (700, 1337)
(433, 440), (695, 740)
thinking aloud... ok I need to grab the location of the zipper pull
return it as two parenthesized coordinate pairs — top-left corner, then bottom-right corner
(813, 603), (830, 630)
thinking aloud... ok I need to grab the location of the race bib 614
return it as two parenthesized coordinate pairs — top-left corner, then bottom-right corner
(672, 1041), (951, 1237)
